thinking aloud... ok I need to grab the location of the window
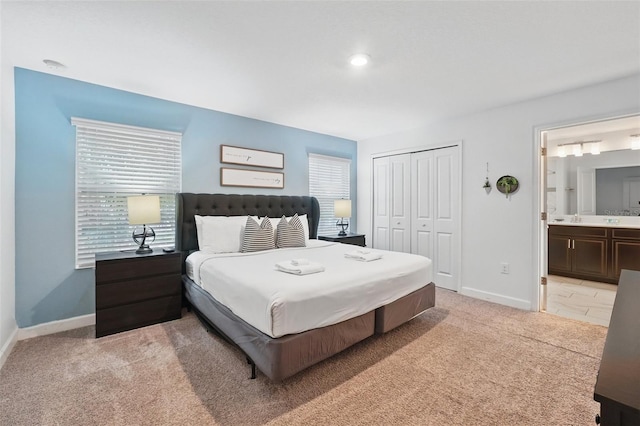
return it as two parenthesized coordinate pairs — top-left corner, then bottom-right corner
(308, 153), (351, 235)
(73, 118), (181, 268)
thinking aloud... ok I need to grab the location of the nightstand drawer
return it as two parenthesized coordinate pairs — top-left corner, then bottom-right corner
(96, 273), (181, 310)
(96, 294), (181, 338)
(96, 253), (180, 284)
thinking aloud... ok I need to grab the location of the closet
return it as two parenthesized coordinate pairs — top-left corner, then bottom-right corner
(372, 145), (460, 291)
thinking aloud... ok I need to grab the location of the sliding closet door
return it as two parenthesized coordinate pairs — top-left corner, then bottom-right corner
(372, 157), (390, 250)
(409, 146), (459, 290)
(373, 154), (411, 252)
(431, 146), (459, 291)
(374, 146), (459, 290)
(389, 154), (411, 253)
(411, 151), (433, 258)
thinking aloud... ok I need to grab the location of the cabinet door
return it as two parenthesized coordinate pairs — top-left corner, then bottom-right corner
(613, 240), (640, 279)
(572, 237), (608, 277)
(548, 235), (572, 273)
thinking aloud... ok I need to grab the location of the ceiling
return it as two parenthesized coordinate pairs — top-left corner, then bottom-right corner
(3, 1), (640, 141)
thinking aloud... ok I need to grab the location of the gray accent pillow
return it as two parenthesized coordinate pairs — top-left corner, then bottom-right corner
(241, 216), (275, 252)
(276, 214), (306, 248)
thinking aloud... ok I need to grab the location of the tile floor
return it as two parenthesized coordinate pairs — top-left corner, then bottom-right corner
(545, 275), (617, 327)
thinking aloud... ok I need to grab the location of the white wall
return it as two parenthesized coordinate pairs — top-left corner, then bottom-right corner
(0, 1), (19, 367)
(357, 74), (640, 310)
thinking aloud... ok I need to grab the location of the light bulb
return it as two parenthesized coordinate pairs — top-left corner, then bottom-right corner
(573, 144), (583, 157)
(349, 54), (370, 67)
(590, 142), (600, 155)
(557, 146), (566, 157)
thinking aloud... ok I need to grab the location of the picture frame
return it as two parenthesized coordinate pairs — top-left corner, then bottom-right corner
(220, 145), (284, 169)
(220, 167), (285, 189)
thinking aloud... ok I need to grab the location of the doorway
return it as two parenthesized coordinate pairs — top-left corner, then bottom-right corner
(538, 114), (640, 326)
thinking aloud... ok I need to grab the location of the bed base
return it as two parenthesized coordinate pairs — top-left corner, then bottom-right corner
(190, 305), (258, 379)
(183, 275), (435, 381)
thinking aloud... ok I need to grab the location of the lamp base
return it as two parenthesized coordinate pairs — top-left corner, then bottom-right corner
(135, 245), (152, 254)
(336, 219), (349, 237)
(132, 225), (156, 255)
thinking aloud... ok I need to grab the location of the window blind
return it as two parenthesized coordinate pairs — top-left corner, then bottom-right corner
(73, 118), (182, 268)
(308, 153), (351, 236)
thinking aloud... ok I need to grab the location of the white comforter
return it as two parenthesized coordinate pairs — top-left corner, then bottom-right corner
(186, 240), (432, 338)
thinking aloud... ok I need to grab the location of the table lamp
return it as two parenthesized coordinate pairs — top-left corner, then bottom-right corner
(334, 199), (352, 236)
(127, 195), (161, 254)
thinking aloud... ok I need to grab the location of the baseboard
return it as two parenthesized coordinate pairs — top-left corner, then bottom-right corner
(18, 313), (96, 341)
(0, 325), (19, 371)
(460, 287), (532, 311)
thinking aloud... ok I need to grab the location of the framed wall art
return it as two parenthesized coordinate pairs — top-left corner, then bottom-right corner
(220, 145), (284, 169)
(220, 167), (285, 189)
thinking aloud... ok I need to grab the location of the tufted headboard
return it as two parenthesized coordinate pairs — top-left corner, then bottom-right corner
(175, 193), (320, 256)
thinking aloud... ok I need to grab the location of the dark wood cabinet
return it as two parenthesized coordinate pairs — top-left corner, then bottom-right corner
(594, 269), (640, 425)
(95, 250), (181, 338)
(612, 228), (640, 281)
(548, 225), (640, 284)
(548, 235), (572, 273)
(318, 233), (366, 247)
(548, 225), (609, 281)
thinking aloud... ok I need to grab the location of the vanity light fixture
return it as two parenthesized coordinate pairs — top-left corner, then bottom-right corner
(556, 140), (601, 157)
(573, 144), (583, 157)
(631, 134), (640, 150)
(349, 53), (370, 67)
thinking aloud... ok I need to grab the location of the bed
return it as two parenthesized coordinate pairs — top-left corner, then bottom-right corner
(176, 193), (436, 381)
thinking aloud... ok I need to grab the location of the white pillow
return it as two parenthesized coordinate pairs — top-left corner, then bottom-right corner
(195, 215), (257, 253)
(270, 214), (310, 241)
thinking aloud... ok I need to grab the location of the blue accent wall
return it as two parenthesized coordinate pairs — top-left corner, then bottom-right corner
(14, 68), (357, 328)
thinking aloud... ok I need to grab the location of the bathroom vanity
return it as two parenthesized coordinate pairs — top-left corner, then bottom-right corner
(548, 223), (640, 284)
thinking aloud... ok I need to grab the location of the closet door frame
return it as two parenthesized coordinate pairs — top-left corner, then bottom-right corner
(370, 141), (463, 291)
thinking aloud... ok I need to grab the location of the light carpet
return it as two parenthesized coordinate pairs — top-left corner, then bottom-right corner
(0, 288), (607, 425)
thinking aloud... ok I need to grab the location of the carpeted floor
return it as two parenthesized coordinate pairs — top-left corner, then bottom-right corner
(0, 288), (607, 425)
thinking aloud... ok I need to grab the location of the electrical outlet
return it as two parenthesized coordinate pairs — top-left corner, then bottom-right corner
(500, 262), (510, 274)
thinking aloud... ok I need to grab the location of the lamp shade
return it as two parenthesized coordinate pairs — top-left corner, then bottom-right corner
(127, 195), (161, 225)
(334, 199), (352, 218)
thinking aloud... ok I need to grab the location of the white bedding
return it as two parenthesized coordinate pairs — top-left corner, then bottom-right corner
(186, 240), (432, 338)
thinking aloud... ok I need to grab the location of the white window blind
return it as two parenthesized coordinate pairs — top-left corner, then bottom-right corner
(73, 118), (182, 268)
(308, 153), (351, 236)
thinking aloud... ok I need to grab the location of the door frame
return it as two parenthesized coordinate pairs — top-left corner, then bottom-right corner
(370, 140), (463, 292)
(533, 112), (639, 312)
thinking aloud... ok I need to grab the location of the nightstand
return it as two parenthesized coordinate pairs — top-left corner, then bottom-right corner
(318, 233), (366, 247)
(95, 250), (181, 338)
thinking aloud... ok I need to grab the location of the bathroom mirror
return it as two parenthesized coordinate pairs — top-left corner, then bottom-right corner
(546, 115), (640, 217)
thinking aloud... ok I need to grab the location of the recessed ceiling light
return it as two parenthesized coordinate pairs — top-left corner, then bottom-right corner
(349, 54), (370, 67)
(43, 59), (66, 70)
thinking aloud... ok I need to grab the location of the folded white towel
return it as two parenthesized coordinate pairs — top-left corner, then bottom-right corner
(290, 258), (310, 266)
(275, 260), (325, 275)
(345, 249), (383, 262)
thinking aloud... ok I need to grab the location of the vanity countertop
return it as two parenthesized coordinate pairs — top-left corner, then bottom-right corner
(549, 221), (640, 229)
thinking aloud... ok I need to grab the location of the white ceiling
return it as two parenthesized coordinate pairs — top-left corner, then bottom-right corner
(3, 1), (640, 141)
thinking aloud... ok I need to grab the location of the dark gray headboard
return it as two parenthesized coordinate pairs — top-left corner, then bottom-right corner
(176, 193), (320, 254)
